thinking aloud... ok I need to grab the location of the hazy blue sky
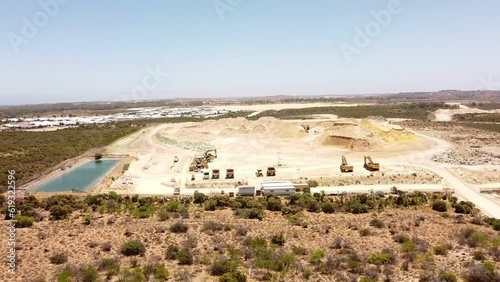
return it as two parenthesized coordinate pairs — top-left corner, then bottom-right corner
(1, 0), (499, 105)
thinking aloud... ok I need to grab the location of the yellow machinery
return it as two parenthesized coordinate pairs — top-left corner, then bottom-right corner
(340, 155), (354, 173)
(266, 167), (276, 177)
(225, 169), (234, 179)
(364, 156), (380, 171)
(203, 171), (210, 180)
(204, 149), (217, 162)
(212, 169), (220, 179)
(255, 169), (264, 177)
(189, 157), (208, 172)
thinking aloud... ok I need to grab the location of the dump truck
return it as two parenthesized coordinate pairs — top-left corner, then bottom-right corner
(225, 169), (234, 179)
(203, 171), (210, 180)
(173, 187), (180, 196)
(266, 167), (276, 177)
(255, 169), (264, 177)
(364, 156), (380, 171)
(340, 155), (354, 173)
(212, 169), (220, 179)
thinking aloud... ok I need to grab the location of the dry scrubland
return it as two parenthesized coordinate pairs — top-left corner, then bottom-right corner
(1, 192), (500, 282)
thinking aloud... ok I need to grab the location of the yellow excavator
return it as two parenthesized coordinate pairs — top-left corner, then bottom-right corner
(204, 149), (217, 162)
(188, 157), (208, 172)
(340, 155), (354, 173)
(364, 156), (380, 171)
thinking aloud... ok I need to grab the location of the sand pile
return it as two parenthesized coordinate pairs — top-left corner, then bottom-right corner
(251, 124), (266, 134)
(359, 119), (418, 142)
(218, 128), (238, 136)
(316, 124), (374, 150)
(238, 125), (249, 134)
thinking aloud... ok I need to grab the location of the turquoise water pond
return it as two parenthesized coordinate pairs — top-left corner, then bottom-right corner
(30, 159), (120, 192)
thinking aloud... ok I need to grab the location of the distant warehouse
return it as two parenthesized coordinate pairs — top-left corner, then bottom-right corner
(261, 181), (296, 196)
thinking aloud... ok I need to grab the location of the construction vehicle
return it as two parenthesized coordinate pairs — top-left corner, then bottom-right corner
(204, 149), (217, 162)
(255, 169), (264, 177)
(340, 155), (354, 173)
(173, 156), (179, 163)
(173, 187), (180, 195)
(266, 167), (276, 177)
(364, 156), (380, 171)
(188, 157), (208, 172)
(212, 169), (220, 179)
(225, 169), (234, 179)
(203, 171), (210, 180)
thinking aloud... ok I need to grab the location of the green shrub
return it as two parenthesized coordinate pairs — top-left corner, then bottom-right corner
(309, 249), (326, 264)
(165, 200), (180, 212)
(193, 191), (208, 204)
(359, 228), (371, 236)
(393, 234), (410, 244)
(165, 244), (180, 260)
(321, 201), (335, 214)
(170, 221), (188, 233)
(98, 258), (120, 277)
(271, 233), (286, 246)
(120, 240), (145, 256)
(49, 205), (73, 220)
(153, 264), (169, 281)
(219, 271), (247, 282)
(401, 240), (416, 254)
(83, 215), (92, 225)
(438, 271), (457, 282)
(13, 215), (35, 228)
(176, 248), (193, 265)
(234, 208), (264, 220)
(50, 253), (68, 265)
(291, 245), (308, 256)
(464, 261), (500, 282)
(359, 277), (377, 282)
(203, 221), (225, 233)
(266, 196), (283, 211)
(432, 200), (448, 212)
(157, 208), (170, 221)
(94, 153), (103, 160)
(433, 245), (448, 256)
(57, 269), (73, 282)
(210, 259), (238, 276)
(369, 218), (385, 228)
(367, 253), (395, 265)
(80, 266), (99, 282)
(454, 201), (475, 214)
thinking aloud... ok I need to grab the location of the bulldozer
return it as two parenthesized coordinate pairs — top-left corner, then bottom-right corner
(225, 169), (234, 179)
(255, 169), (264, 177)
(212, 169), (220, 179)
(364, 156), (380, 171)
(266, 167), (276, 177)
(204, 149), (217, 162)
(340, 155), (354, 173)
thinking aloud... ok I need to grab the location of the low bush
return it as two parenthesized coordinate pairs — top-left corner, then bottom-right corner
(433, 245), (448, 256)
(271, 233), (286, 246)
(309, 249), (326, 264)
(120, 240), (145, 256)
(210, 258), (238, 276)
(83, 215), (92, 225)
(454, 201), (475, 214)
(367, 253), (395, 265)
(176, 248), (193, 265)
(49, 253), (68, 265)
(438, 270), (457, 282)
(49, 205), (73, 220)
(165, 244), (180, 260)
(369, 218), (385, 228)
(157, 208), (170, 221)
(219, 271), (247, 282)
(359, 228), (371, 236)
(170, 221), (188, 233)
(432, 200), (448, 212)
(13, 215), (35, 228)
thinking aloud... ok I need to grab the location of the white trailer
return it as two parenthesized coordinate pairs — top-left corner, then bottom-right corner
(237, 186), (256, 196)
(260, 181), (296, 196)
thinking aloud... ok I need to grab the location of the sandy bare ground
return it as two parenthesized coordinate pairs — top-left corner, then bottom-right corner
(208, 102), (372, 112)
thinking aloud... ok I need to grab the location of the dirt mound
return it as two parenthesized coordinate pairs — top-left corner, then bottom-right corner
(251, 124), (267, 134)
(238, 125), (249, 134)
(218, 128), (238, 136)
(321, 136), (371, 150)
